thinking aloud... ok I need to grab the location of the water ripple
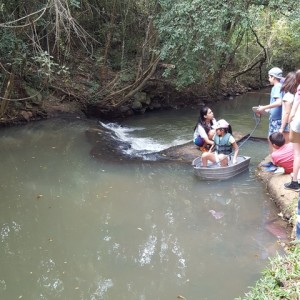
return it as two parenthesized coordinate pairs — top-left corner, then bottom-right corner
(90, 278), (113, 300)
(138, 235), (157, 266)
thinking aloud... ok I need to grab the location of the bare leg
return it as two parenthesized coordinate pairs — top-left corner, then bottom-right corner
(218, 154), (229, 167)
(292, 143), (300, 182)
(201, 152), (216, 167)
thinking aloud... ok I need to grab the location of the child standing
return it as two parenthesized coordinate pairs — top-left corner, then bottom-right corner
(256, 67), (284, 155)
(201, 119), (239, 167)
(284, 69), (300, 191)
(280, 72), (297, 142)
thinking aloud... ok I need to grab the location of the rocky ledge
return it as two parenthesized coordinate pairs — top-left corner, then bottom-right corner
(256, 155), (298, 239)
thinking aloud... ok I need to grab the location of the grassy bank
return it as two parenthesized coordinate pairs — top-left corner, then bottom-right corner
(236, 245), (300, 299)
(238, 163), (300, 299)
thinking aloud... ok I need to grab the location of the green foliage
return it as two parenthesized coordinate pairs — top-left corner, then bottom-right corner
(267, 18), (300, 71)
(236, 245), (300, 300)
(0, 29), (28, 64)
(1, 0), (300, 97)
(155, 0), (251, 87)
(87, 81), (100, 94)
(33, 51), (69, 82)
(155, 0), (300, 88)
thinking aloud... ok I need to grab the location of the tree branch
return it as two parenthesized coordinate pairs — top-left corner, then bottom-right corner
(231, 25), (267, 79)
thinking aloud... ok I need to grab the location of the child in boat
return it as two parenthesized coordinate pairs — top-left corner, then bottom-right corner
(201, 119), (239, 167)
(193, 106), (217, 152)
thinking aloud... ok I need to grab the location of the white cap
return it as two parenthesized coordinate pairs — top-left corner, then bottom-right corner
(268, 67), (283, 79)
(212, 119), (229, 129)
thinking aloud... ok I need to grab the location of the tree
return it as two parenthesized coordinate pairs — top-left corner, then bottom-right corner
(0, 0), (162, 111)
(155, 0), (300, 90)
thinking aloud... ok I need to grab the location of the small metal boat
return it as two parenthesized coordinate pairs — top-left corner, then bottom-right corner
(192, 155), (251, 180)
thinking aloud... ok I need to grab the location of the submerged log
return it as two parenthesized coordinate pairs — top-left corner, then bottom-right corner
(156, 131), (267, 163)
(86, 123), (267, 163)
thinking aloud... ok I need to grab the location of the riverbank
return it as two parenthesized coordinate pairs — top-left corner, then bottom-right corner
(237, 156), (300, 300)
(256, 155), (298, 238)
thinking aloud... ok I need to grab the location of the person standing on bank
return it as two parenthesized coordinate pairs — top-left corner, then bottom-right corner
(286, 70), (300, 238)
(201, 119), (239, 167)
(280, 71), (297, 143)
(256, 67), (284, 169)
(284, 69), (300, 192)
(193, 106), (217, 152)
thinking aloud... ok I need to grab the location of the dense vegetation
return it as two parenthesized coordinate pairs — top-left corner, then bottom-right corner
(1, 0), (300, 120)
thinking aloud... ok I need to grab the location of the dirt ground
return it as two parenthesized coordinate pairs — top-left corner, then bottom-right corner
(256, 155), (299, 239)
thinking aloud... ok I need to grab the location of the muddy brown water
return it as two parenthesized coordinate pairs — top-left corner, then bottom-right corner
(0, 91), (288, 299)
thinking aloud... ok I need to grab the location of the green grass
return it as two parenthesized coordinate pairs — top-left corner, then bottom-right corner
(236, 245), (300, 299)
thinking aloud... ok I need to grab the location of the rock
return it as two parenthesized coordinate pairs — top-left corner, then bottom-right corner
(134, 92), (151, 105)
(131, 100), (142, 110)
(24, 85), (42, 104)
(256, 156), (297, 238)
(20, 110), (33, 121)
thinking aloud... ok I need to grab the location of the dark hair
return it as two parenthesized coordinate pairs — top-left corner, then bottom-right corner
(193, 106), (214, 133)
(222, 125), (233, 135)
(296, 69), (300, 87)
(269, 132), (285, 147)
(281, 72), (297, 93)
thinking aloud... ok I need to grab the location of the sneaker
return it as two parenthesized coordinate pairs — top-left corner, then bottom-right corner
(284, 181), (300, 192)
(274, 167), (285, 175)
(261, 161), (275, 167)
(290, 173), (300, 184)
(264, 166), (277, 172)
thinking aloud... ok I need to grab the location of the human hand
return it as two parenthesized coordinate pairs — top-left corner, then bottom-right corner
(256, 105), (265, 113)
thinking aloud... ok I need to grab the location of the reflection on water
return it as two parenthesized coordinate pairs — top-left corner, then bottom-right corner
(0, 92), (288, 300)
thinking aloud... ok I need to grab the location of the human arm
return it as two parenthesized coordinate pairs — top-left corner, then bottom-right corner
(256, 98), (282, 114)
(257, 84), (282, 114)
(231, 141), (239, 164)
(228, 135), (239, 164)
(271, 151), (277, 165)
(280, 100), (292, 133)
(289, 96), (300, 124)
(197, 125), (214, 145)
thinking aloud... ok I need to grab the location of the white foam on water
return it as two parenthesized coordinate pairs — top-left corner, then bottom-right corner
(100, 122), (189, 158)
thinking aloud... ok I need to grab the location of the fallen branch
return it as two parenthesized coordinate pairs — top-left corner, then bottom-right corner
(100, 56), (160, 108)
(231, 26), (267, 79)
(50, 85), (81, 101)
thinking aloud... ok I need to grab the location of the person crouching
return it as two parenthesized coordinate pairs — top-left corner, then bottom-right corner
(201, 119), (239, 167)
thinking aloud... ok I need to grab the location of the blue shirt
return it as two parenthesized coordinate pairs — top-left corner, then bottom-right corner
(269, 83), (283, 120)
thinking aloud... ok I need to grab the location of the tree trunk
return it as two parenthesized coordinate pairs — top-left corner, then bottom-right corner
(0, 73), (14, 118)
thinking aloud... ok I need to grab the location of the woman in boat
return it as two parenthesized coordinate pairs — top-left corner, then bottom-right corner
(201, 119), (239, 167)
(193, 106), (216, 152)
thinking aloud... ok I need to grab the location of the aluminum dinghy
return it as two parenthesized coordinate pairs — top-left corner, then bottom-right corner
(192, 155), (251, 180)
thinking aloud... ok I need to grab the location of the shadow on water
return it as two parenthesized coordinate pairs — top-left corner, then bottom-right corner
(0, 92), (290, 300)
